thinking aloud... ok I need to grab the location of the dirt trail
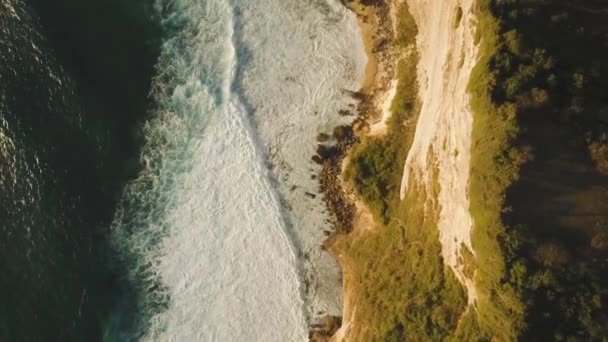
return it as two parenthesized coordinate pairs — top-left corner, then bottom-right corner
(399, 0), (479, 304)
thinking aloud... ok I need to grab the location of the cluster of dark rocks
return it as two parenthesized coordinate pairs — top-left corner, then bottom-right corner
(312, 85), (377, 237)
(309, 315), (342, 342)
(313, 124), (358, 235)
(339, 0), (385, 7)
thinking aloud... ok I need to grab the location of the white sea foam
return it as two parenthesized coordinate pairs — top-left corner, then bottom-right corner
(234, 0), (366, 320)
(110, 0), (366, 340)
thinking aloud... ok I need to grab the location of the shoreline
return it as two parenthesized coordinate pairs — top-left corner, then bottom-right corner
(311, 0), (397, 340)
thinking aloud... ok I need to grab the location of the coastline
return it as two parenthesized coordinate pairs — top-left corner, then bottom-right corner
(329, 1), (396, 340)
(311, 0), (398, 340)
(321, 0), (608, 339)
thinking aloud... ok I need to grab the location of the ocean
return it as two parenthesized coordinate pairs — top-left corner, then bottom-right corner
(1, 0), (160, 339)
(0, 0), (365, 340)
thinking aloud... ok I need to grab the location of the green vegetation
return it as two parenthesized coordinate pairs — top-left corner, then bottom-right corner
(336, 172), (468, 340)
(342, 0), (608, 340)
(589, 141), (608, 174)
(340, 3), (471, 340)
(464, 2), (529, 338)
(467, 0), (608, 340)
(345, 52), (418, 222)
(393, 2), (418, 48)
(346, 1), (418, 223)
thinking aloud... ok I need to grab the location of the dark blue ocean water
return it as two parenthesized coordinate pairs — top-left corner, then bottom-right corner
(0, 0), (160, 340)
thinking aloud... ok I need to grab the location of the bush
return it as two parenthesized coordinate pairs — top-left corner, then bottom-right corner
(588, 141), (608, 174)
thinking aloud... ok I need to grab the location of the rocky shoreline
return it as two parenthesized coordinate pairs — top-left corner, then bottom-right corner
(309, 0), (397, 340)
(316, 0), (395, 237)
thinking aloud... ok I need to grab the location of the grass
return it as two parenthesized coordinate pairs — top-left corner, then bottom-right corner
(341, 0), (532, 340)
(465, 0), (608, 339)
(339, 3), (471, 340)
(339, 0), (608, 340)
(343, 0), (529, 338)
(345, 3), (419, 222)
(334, 172), (468, 340)
(464, 2), (528, 338)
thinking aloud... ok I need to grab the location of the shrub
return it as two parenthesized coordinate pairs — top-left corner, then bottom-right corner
(588, 141), (608, 174)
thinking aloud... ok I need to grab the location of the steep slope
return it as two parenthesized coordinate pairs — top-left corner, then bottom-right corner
(325, 1), (471, 340)
(400, 0), (479, 304)
(329, 0), (608, 340)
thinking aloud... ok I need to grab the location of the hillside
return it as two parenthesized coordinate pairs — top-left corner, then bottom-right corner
(325, 0), (608, 340)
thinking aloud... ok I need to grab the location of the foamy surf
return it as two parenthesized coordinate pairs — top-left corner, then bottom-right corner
(108, 0), (365, 340)
(234, 0), (366, 320)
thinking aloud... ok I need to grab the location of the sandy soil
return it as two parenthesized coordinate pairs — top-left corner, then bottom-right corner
(329, 0), (481, 339)
(327, 1), (397, 340)
(368, 79), (398, 136)
(399, 0), (480, 304)
(367, 0), (407, 137)
(344, 0), (399, 116)
(349, 2), (380, 93)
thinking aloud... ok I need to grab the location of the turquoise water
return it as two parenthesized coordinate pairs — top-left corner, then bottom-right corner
(108, 0), (365, 340)
(1, 0), (364, 340)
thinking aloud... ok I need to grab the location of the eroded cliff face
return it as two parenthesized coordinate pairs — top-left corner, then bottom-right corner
(400, 0), (479, 304)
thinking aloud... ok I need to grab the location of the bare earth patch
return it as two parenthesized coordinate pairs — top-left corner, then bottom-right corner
(399, 0), (480, 304)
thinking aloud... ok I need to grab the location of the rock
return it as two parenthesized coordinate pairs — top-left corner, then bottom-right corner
(316, 144), (340, 160)
(338, 109), (352, 116)
(333, 125), (355, 145)
(312, 155), (324, 165)
(316, 132), (330, 142)
(309, 316), (343, 342)
(305, 191), (317, 199)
